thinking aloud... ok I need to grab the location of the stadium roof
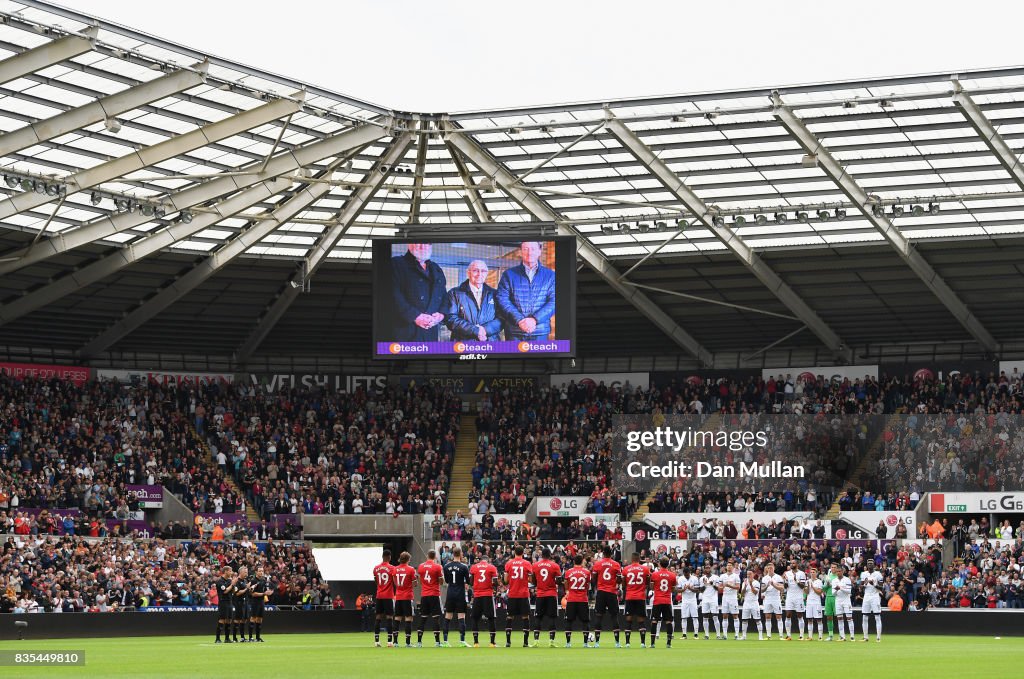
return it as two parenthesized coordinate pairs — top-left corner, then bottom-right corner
(1, 0), (1024, 366)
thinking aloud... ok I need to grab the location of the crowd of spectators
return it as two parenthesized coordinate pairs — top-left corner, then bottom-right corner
(644, 516), (832, 541)
(428, 513), (626, 543)
(0, 375), (242, 518)
(205, 383), (461, 519)
(926, 538), (1024, 608)
(0, 534), (325, 613)
(3, 367), (1024, 531)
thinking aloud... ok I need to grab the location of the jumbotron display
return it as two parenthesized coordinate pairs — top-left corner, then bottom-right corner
(372, 238), (577, 358)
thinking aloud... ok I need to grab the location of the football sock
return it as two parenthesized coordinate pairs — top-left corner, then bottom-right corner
(798, 618), (805, 636)
(459, 619), (466, 641)
(875, 615), (882, 639)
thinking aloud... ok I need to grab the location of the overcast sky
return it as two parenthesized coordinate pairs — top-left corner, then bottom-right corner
(72, 0), (1024, 112)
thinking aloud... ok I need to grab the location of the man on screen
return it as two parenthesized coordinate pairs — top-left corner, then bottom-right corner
(495, 241), (556, 341)
(390, 243), (447, 341)
(445, 260), (502, 341)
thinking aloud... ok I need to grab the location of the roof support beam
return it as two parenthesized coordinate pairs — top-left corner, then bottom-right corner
(0, 178), (292, 327)
(604, 115), (851, 361)
(408, 128), (428, 223)
(0, 27), (97, 84)
(77, 149), (371, 357)
(771, 92), (1000, 353)
(235, 134), (414, 361)
(444, 139), (491, 222)
(0, 63), (207, 158)
(444, 121), (714, 366)
(0, 93), (303, 222)
(952, 80), (1024, 191)
(0, 120), (390, 275)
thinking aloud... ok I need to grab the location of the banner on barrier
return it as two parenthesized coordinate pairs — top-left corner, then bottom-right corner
(761, 365), (878, 383)
(96, 369), (233, 386)
(998, 360), (1024, 379)
(550, 372), (650, 391)
(0, 361), (91, 386)
(838, 510), (916, 539)
(126, 484), (164, 509)
(398, 375), (546, 393)
(651, 539), (690, 557)
(535, 496), (590, 517)
(247, 374), (387, 394)
(928, 492), (1024, 514)
(644, 512), (818, 527)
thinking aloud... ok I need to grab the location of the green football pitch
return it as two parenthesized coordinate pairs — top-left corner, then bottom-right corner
(0, 633), (1020, 678)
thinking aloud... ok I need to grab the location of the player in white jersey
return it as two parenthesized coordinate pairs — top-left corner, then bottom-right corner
(859, 561), (884, 642)
(699, 566), (722, 639)
(678, 567), (701, 639)
(719, 563), (741, 640)
(805, 567), (824, 640)
(740, 569), (764, 640)
(833, 566), (855, 641)
(783, 561), (807, 640)
(760, 563), (785, 640)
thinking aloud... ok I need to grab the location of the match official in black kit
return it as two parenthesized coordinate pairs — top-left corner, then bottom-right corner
(232, 565), (250, 643)
(248, 566), (269, 642)
(215, 565), (237, 643)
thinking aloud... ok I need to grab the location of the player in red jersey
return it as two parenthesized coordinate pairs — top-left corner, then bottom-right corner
(622, 552), (650, 648)
(563, 554), (592, 648)
(591, 545), (623, 647)
(372, 549), (397, 647)
(531, 547), (562, 647)
(468, 555), (499, 647)
(649, 556), (678, 648)
(503, 545), (534, 647)
(416, 549), (444, 647)
(394, 552), (418, 647)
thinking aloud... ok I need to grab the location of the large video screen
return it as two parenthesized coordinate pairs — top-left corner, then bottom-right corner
(372, 237), (577, 359)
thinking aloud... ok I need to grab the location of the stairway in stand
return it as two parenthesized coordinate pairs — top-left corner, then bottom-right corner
(824, 412), (900, 520)
(630, 412), (722, 522)
(191, 424), (261, 522)
(445, 413), (479, 515)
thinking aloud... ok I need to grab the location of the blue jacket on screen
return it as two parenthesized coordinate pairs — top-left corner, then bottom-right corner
(445, 280), (503, 341)
(495, 264), (556, 338)
(390, 251), (448, 341)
